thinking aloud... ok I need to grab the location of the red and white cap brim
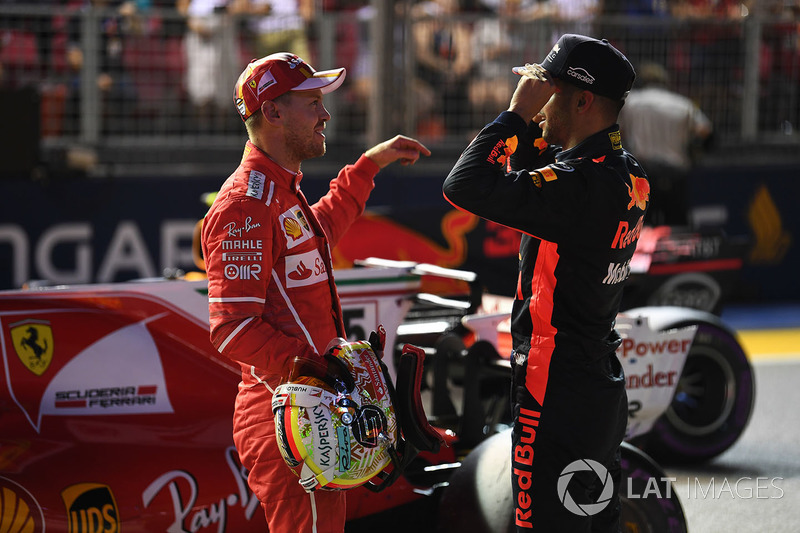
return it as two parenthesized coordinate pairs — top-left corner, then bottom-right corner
(292, 68), (346, 94)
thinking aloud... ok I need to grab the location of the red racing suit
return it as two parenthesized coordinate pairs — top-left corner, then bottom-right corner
(201, 141), (379, 532)
(443, 112), (649, 532)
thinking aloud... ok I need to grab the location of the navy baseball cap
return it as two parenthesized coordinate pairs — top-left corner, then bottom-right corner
(539, 34), (635, 100)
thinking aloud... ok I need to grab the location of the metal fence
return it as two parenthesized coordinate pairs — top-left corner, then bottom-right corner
(1, 3), (799, 177)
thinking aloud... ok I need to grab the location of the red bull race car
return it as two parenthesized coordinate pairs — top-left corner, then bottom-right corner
(0, 259), (753, 532)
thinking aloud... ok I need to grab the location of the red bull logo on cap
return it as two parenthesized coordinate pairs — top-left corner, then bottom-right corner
(626, 174), (650, 211)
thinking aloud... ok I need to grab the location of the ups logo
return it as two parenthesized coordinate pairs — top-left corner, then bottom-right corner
(62, 483), (120, 533)
(10, 320), (54, 376)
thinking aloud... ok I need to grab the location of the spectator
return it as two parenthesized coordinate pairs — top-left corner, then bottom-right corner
(619, 61), (712, 226)
(546, 0), (600, 20)
(243, 0), (313, 60)
(668, 0), (750, 131)
(65, 0), (140, 135)
(1, 0), (60, 82)
(468, 0), (530, 127)
(178, 0), (244, 133)
(412, 0), (473, 136)
(321, 1), (373, 135)
(539, 0), (601, 38)
(597, 1), (671, 69)
(119, 0), (188, 134)
(758, 0), (800, 133)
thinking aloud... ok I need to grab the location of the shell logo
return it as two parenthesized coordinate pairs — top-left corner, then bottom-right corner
(0, 477), (45, 533)
(284, 217), (303, 240)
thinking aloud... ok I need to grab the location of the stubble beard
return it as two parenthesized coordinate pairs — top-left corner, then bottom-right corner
(541, 115), (566, 148)
(285, 124), (326, 163)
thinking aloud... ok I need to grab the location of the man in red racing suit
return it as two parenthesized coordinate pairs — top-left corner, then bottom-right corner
(201, 52), (429, 532)
(443, 35), (648, 532)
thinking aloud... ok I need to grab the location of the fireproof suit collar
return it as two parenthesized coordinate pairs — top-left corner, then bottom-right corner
(555, 124), (625, 163)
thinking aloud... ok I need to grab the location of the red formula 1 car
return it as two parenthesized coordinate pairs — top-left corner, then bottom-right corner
(0, 261), (753, 533)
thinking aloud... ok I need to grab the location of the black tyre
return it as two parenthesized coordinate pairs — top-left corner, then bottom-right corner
(642, 323), (755, 463)
(435, 431), (686, 533)
(435, 430), (514, 533)
(619, 441), (688, 533)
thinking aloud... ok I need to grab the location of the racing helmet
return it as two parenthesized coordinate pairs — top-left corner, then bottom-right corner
(272, 338), (399, 492)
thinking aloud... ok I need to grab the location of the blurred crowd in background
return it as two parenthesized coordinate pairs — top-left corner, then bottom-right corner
(1, 0), (800, 176)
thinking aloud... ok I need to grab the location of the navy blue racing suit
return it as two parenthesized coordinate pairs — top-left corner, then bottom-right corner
(443, 111), (649, 532)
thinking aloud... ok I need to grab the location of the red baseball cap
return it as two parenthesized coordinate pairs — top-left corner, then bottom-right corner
(233, 52), (346, 120)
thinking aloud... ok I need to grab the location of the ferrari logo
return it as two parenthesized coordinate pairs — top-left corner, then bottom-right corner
(11, 320), (54, 376)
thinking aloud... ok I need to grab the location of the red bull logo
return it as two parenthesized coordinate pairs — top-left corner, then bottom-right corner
(333, 210), (477, 270)
(626, 174), (650, 211)
(487, 136), (518, 167)
(499, 136), (518, 167)
(332, 210), (478, 294)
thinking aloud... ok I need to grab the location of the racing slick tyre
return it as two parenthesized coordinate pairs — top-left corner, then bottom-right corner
(643, 323), (755, 464)
(434, 430), (514, 533)
(434, 430), (687, 533)
(619, 441), (687, 533)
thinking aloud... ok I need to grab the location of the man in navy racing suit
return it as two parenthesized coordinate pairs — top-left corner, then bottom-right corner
(443, 35), (648, 532)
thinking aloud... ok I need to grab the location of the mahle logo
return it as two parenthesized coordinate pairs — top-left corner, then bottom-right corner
(557, 459), (614, 516)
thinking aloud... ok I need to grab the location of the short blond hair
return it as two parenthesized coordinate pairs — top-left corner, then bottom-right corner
(244, 110), (262, 140)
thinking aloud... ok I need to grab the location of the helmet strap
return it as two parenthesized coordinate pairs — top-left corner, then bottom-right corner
(362, 343), (445, 493)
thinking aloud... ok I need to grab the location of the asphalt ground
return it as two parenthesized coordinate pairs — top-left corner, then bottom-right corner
(664, 303), (800, 533)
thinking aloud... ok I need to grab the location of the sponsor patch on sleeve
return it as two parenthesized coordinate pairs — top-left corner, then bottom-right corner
(532, 165), (559, 184)
(487, 136), (518, 166)
(280, 205), (314, 249)
(626, 174), (650, 211)
(247, 170), (266, 199)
